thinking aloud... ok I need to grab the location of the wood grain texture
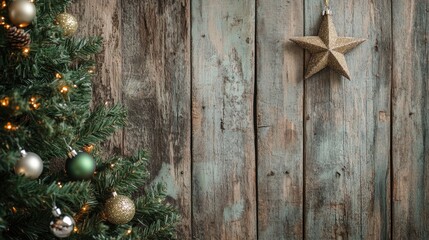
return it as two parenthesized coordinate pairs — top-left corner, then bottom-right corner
(72, 1), (429, 238)
(392, 0), (429, 239)
(256, 0), (304, 239)
(120, 1), (192, 239)
(304, 1), (391, 239)
(70, 0), (123, 152)
(191, 0), (257, 239)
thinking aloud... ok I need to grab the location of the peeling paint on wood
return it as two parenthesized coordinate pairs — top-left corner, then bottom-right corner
(256, 0), (304, 239)
(191, 0), (256, 239)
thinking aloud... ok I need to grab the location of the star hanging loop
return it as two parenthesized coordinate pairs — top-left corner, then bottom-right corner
(290, 6), (365, 80)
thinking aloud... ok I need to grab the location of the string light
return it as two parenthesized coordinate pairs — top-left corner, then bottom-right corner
(55, 73), (62, 79)
(4, 122), (18, 131)
(126, 228), (132, 235)
(0, 97), (9, 107)
(88, 66), (96, 74)
(1, 1), (6, 9)
(29, 96), (40, 110)
(57, 181), (63, 188)
(11, 207), (17, 214)
(4, 24), (10, 29)
(110, 163), (115, 168)
(73, 84), (78, 88)
(60, 86), (69, 94)
(0, 16), (5, 25)
(81, 204), (89, 212)
(22, 47), (30, 56)
(73, 226), (78, 233)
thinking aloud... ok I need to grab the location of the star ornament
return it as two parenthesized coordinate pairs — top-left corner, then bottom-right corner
(290, 12), (365, 80)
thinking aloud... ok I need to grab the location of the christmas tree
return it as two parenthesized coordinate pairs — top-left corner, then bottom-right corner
(0, 0), (179, 239)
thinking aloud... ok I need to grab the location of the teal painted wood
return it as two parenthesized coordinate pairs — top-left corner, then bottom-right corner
(392, 0), (429, 239)
(191, 0), (257, 239)
(120, 1), (192, 239)
(256, 0), (304, 239)
(359, 0), (392, 238)
(303, 1), (391, 239)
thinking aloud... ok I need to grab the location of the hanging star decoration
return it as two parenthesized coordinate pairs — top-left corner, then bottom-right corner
(290, 8), (365, 80)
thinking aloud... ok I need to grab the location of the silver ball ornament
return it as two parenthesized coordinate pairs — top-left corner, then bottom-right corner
(49, 206), (75, 238)
(8, 0), (36, 28)
(14, 149), (43, 179)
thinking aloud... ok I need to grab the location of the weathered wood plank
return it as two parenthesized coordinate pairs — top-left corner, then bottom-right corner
(359, 0), (392, 238)
(256, 0), (304, 239)
(392, 0), (429, 239)
(191, 0), (256, 239)
(70, 0), (123, 152)
(120, 1), (191, 238)
(304, 1), (391, 239)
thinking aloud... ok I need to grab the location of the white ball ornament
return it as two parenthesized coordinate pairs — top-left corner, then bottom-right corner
(8, 0), (37, 28)
(14, 149), (43, 179)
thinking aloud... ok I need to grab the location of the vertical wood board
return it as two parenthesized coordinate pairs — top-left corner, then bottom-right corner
(120, 1), (192, 239)
(303, 1), (391, 239)
(70, 0), (123, 152)
(392, 0), (429, 238)
(256, 0), (304, 239)
(191, 0), (257, 239)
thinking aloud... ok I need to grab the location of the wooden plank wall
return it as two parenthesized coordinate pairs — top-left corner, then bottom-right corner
(73, 0), (428, 239)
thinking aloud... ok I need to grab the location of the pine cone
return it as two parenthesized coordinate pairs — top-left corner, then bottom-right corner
(6, 26), (31, 49)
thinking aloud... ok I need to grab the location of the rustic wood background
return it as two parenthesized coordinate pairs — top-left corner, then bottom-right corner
(71, 0), (428, 239)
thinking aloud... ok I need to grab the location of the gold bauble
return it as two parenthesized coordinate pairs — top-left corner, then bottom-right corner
(8, 0), (36, 28)
(105, 192), (136, 225)
(55, 13), (78, 36)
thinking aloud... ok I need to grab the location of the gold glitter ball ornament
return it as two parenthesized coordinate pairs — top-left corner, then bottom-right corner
(105, 192), (136, 225)
(290, 11), (365, 80)
(8, 0), (36, 28)
(55, 13), (78, 36)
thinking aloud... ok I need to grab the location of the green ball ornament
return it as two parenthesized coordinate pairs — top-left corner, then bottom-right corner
(66, 150), (95, 179)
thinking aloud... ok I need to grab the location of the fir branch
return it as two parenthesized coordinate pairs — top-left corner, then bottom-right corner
(75, 105), (126, 147)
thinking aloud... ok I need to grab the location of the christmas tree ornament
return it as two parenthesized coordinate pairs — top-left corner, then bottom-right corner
(6, 26), (30, 49)
(8, 0), (36, 28)
(105, 192), (136, 225)
(290, 0), (365, 80)
(55, 13), (78, 36)
(49, 206), (75, 238)
(66, 148), (96, 179)
(14, 149), (43, 179)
